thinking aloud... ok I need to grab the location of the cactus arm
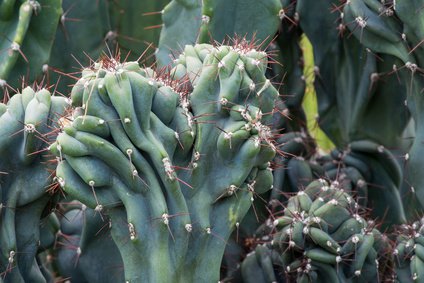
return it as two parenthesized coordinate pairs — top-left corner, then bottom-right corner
(157, 0), (202, 67)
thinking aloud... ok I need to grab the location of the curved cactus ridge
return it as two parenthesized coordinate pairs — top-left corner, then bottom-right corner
(54, 204), (124, 283)
(0, 86), (68, 282)
(341, 0), (424, 216)
(295, 0), (409, 149)
(0, 0), (62, 98)
(267, 179), (392, 282)
(50, 43), (279, 282)
(323, 140), (406, 227)
(393, 0), (424, 218)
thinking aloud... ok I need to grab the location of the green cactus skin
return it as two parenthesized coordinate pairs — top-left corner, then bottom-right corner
(268, 179), (392, 282)
(0, 87), (68, 282)
(341, 0), (424, 217)
(240, 244), (280, 283)
(0, 0), (62, 98)
(395, 1), (424, 219)
(267, 0), (307, 133)
(197, 0), (282, 45)
(54, 204), (124, 283)
(394, 218), (424, 283)
(50, 43), (279, 282)
(157, 0), (282, 67)
(295, 0), (410, 150)
(156, 0), (201, 67)
(49, 0), (169, 93)
(322, 140), (406, 227)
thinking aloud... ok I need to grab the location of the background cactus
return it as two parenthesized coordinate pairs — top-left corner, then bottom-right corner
(394, 218), (424, 283)
(156, 0), (282, 66)
(0, 0), (62, 98)
(238, 179), (393, 282)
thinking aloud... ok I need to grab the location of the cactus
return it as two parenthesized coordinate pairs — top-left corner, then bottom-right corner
(49, 0), (169, 93)
(157, 0), (282, 66)
(321, 140), (406, 227)
(0, 0), (62, 98)
(341, 0), (424, 217)
(0, 0), (423, 281)
(0, 86), (68, 282)
(394, 218), (424, 283)
(54, 203), (124, 283)
(50, 42), (278, 282)
(268, 179), (392, 282)
(292, 0), (410, 150)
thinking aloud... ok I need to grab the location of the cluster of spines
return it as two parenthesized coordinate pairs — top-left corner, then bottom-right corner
(270, 179), (391, 282)
(393, 218), (424, 282)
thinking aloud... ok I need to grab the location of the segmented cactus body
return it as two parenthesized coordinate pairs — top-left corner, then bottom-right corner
(0, 87), (68, 282)
(394, 218), (424, 283)
(270, 180), (391, 282)
(50, 43), (279, 282)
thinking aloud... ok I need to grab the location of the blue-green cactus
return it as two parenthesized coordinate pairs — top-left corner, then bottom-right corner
(0, 86), (68, 282)
(267, 179), (392, 282)
(0, 0), (62, 98)
(54, 203), (124, 283)
(157, 0), (282, 67)
(394, 218), (424, 283)
(50, 43), (279, 282)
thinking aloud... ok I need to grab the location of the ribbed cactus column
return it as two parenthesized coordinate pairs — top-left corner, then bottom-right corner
(0, 0), (62, 97)
(51, 43), (279, 282)
(0, 87), (68, 282)
(341, 0), (424, 217)
(157, 0), (282, 66)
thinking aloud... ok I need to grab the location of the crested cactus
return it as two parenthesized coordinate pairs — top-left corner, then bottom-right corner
(0, 0), (424, 281)
(322, 140), (406, 227)
(50, 42), (279, 282)
(269, 179), (392, 282)
(0, 86), (68, 282)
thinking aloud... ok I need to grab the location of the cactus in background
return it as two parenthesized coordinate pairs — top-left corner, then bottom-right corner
(54, 203), (124, 283)
(240, 179), (393, 282)
(296, 0), (410, 149)
(157, 0), (282, 66)
(268, 0), (308, 133)
(341, 0), (424, 218)
(271, 131), (319, 204)
(322, 140), (406, 227)
(49, 0), (169, 93)
(50, 42), (278, 282)
(0, 86), (68, 282)
(156, 0), (201, 67)
(0, 0), (62, 98)
(394, 218), (424, 282)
